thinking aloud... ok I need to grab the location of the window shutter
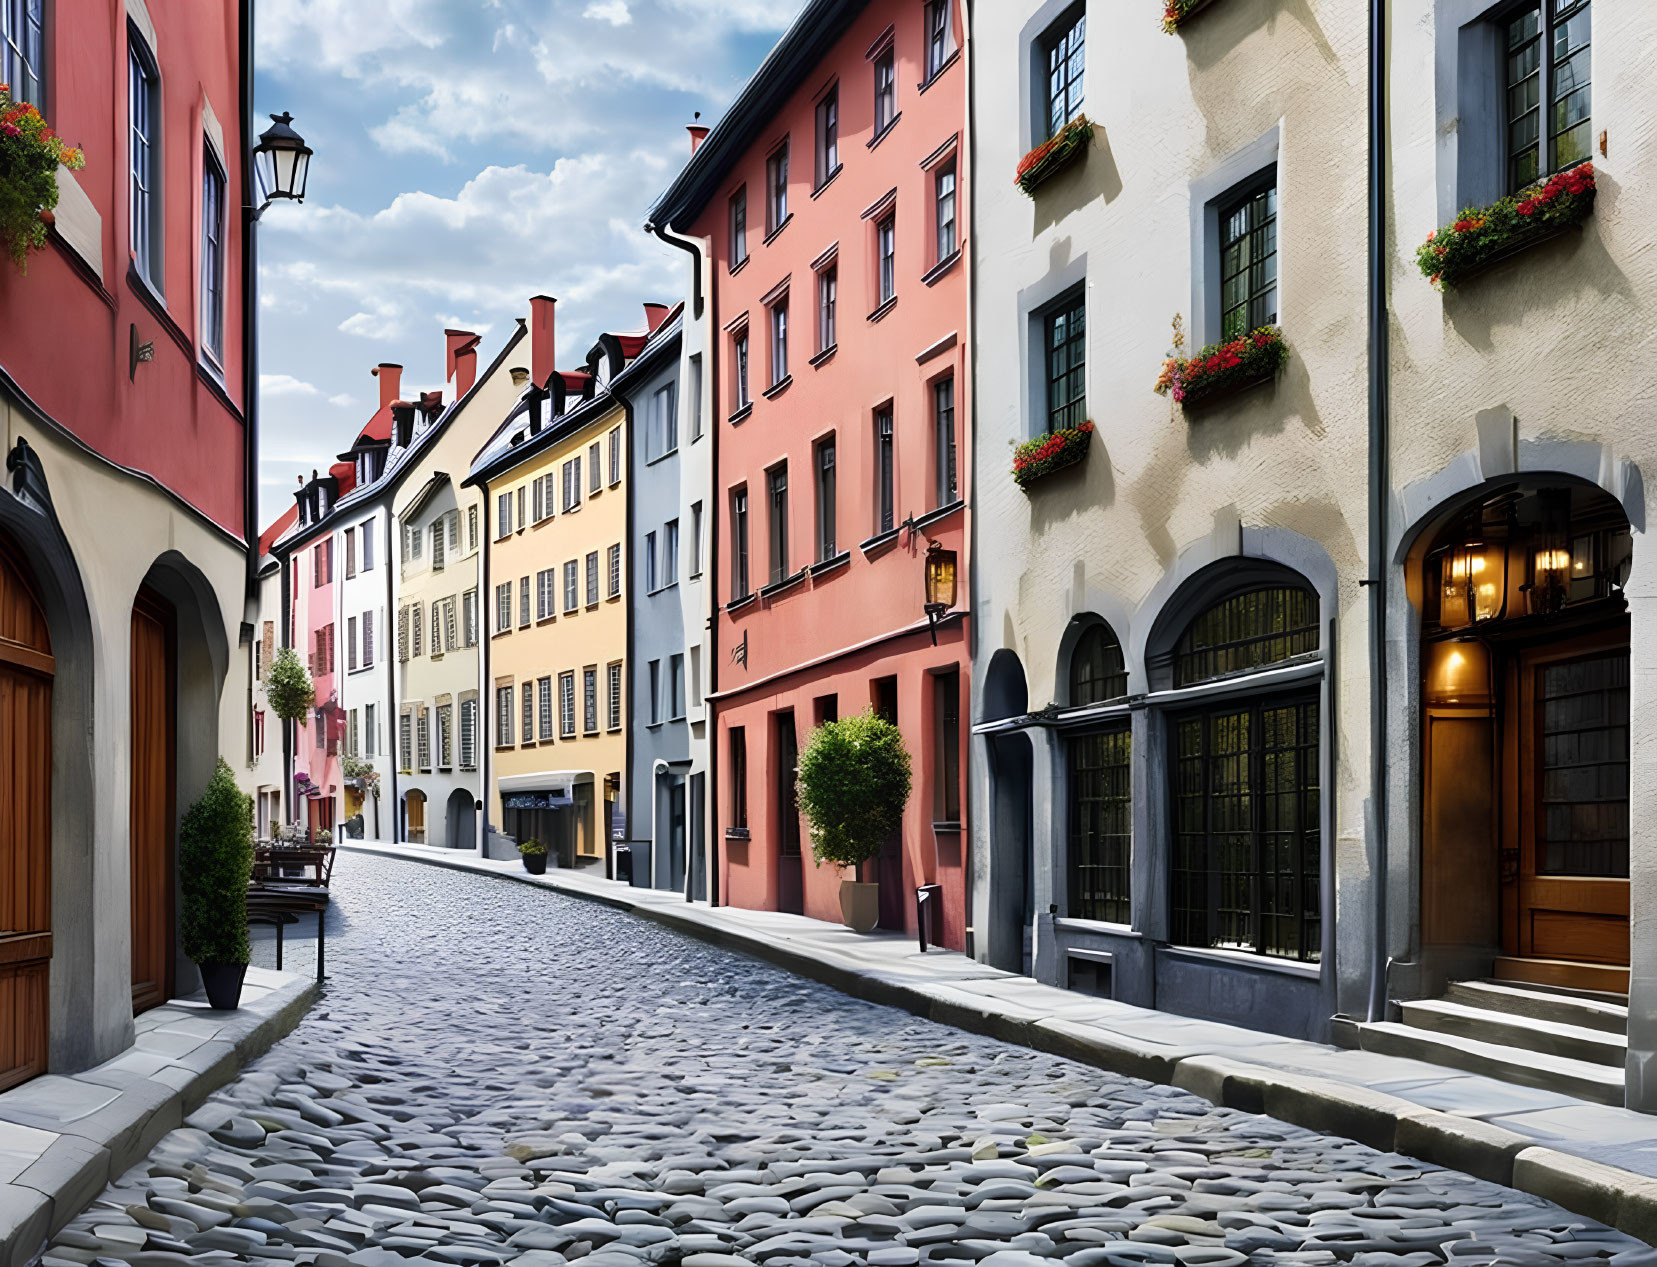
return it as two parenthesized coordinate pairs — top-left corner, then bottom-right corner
(398, 606), (409, 662)
(347, 616), (358, 671)
(412, 603), (422, 657)
(533, 478), (544, 523)
(432, 523), (445, 571)
(448, 513), (460, 551)
(326, 623), (335, 673)
(431, 602), (441, 654)
(363, 609), (375, 667)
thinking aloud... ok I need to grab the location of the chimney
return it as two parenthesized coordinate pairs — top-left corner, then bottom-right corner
(445, 330), (481, 399)
(643, 303), (670, 333)
(419, 390), (444, 420)
(510, 366), (530, 389)
(390, 401), (415, 449)
(529, 295), (556, 390)
(688, 124), (710, 153)
(373, 362), (403, 411)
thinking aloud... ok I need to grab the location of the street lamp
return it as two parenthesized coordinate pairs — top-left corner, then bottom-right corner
(923, 542), (957, 645)
(251, 112), (312, 217)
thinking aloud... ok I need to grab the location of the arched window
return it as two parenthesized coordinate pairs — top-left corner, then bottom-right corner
(1070, 622), (1127, 705)
(1174, 585), (1317, 687)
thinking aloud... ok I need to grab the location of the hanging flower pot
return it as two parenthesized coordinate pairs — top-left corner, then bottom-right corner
(0, 84), (85, 271)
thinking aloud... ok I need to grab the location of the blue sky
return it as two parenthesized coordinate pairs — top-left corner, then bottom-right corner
(252, 0), (807, 524)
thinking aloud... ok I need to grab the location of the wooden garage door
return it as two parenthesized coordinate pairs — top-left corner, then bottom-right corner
(0, 535), (52, 1093)
(130, 587), (175, 1014)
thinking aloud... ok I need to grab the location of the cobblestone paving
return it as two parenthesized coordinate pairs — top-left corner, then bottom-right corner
(43, 853), (1656, 1267)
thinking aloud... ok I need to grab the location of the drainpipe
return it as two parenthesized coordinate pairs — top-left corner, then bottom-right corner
(478, 474), (493, 856)
(1365, 0), (1392, 1024)
(382, 504), (394, 842)
(962, 0), (978, 961)
(239, 0), (260, 600)
(280, 548), (291, 828)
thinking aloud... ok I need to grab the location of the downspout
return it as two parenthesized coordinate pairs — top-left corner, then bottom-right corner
(962, 0), (978, 960)
(280, 548), (291, 827)
(382, 503), (394, 841)
(1365, 0), (1392, 1023)
(618, 390), (639, 887)
(239, 0), (259, 598)
(649, 221), (717, 905)
(479, 474), (493, 856)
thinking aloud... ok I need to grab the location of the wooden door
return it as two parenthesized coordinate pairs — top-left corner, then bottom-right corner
(130, 588), (175, 1014)
(1507, 630), (1630, 971)
(0, 537), (52, 1092)
(406, 792), (425, 843)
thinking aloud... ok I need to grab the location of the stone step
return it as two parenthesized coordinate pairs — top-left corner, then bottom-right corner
(1399, 997), (1626, 1067)
(1356, 1020), (1625, 1106)
(1493, 954), (1629, 996)
(1446, 979), (1627, 1035)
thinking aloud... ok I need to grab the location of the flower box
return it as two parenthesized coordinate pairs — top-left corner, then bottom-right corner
(1163, 0), (1221, 33)
(1015, 116), (1092, 198)
(0, 84), (85, 270)
(1155, 326), (1288, 410)
(1416, 163), (1595, 290)
(1013, 420), (1093, 490)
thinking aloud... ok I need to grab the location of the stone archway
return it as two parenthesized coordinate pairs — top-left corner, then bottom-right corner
(981, 649), (1033, 974)
(447, 788), (475, 851)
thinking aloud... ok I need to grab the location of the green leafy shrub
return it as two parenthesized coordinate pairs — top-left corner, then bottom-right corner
(0, 85), (86, 270)
(797, 709), (913, 872)
(179, 760), (253, 966)
(517, 837), (548, 856)
(265, 644), (314, 723)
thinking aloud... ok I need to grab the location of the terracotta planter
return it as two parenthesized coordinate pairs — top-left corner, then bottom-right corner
(839, 880), (880, 933)
(38, 208), (54, 228)
(198, 962), (246, 1010)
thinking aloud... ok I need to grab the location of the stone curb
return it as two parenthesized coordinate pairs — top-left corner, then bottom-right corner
(0, 972), (317, 1267)
(338, 843), (1657, 1245)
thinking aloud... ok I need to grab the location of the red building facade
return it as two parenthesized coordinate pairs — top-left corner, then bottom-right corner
(649, 0), (972, 947)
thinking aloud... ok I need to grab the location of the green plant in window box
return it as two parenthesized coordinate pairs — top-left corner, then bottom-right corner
(1014, 115), (1092, 198)
(0, 84), (85, 270)
(1415, 162), (1595, 291)
(1154, 315), (1288, 409)
(1011, 420), (1094, 490)
(1162, 0), (1220, 33)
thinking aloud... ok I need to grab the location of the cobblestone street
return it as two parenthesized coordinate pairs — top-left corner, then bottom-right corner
(41, 854), (1655, 1267)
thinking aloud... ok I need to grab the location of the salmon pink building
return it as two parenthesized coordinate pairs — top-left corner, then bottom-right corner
(647, 0), (971, 946)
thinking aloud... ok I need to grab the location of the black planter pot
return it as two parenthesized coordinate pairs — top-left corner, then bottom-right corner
(522, 853), (547, 875)
(198, 962), (247, 1010)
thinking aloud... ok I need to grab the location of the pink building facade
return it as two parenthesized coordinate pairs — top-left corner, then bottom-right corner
(649, 0), (972, 947)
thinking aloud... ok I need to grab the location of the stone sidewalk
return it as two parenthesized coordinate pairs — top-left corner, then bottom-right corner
(342, 839), (1657, 1244)
(0, 967), (317, 1267)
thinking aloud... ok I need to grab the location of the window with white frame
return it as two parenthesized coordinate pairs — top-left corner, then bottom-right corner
(586, 551), (600, 606)
(200, 148), (227, 362)
(589, 442), (602, 494)
(463, 588), (478, 645)
(495, 685), (513, 747)
(564, 560), (579, 612)
(495, 582), (512, 634)
(663, 520), (679, 587)
(607, 661), (623, 730)
(410, 603), (422, 657)
(437, 703), (453, 769)
(584, 666), (598, 734)
(400, 712), (414, 771)
(562, 457), (583, 511)
(817, 266), (837, 353)
(607, 542), (622, 597)
(521, 682), (534, 743)
(934, 161), (957, 263)
(537, 567), (555, 620)
(877, 214), (896, 306)
(733, 327), (751, 411)
(538, 676), (554, 741)
(417, 709), (432, 770)
(519, 575), (531, 627)
(1041, 5), (1086, 140)
(769, 298), (788, 386)
(497, 491), (513, 536)
(559, 672), (576, 738)
(460, 698), (477, 769)
(609, 425), (622, 485)
(690, 502), (703, 577)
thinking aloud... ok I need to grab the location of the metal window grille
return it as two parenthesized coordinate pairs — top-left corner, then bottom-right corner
(1045, 295), (1086, 432)
(430, 603), (441, 657)
(398, 606), (409, 661)
(522, 683), (534, 743)
(443, 598), (456, 652)
(608, 662), (622, 730)
(399, 713), (413, 771)
(539, 676), (554, 741)
(1219, 184), (1278, 339)
(1174, 586), (1318, 687)
(460, 699), (477, 769)
(410, 605), (422, 658)
(1538, 650), (1628, 877)
(584, 667), (598, 733)
(1071, 623), (1128, 704)
(431, 522), (446, 571)
(1044, 7), (1085, 138)
(437, 704), (453, 769)
(1068, 728), (1131, 923)
(417, 710), (432, 770)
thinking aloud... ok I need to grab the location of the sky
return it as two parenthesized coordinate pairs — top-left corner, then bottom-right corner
(252, 0), (809, 525)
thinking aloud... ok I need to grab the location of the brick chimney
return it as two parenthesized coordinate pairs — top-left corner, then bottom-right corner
(445, 330), (481, 399)
(688, 124), (710, 153)
(529, 295), (556, 390)
(643, 303), (670, 333)
(373, 362), (403, 411)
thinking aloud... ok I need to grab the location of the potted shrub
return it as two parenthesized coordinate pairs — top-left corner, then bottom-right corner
(797, 709), (913, 933)
(179, 760), (254, 1009)
(1014, 115), (1092, 197)
(518, 838), (548, 875)
(1012, 420), (1093, 490)
(1154, 313), (1288, 409)
(1416, 162), (1595, 290)
(265, 644), (315, 725)
(0, 84), (85, 271)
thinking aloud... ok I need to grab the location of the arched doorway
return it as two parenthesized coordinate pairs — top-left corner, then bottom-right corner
(130, 586), (176, 1014)
(1418, 478), (1631, 992)
(0, 532), (53, 1091)
(446, 788), (474, 851)
(405, 790), (427, 844)
(982, 649), (1032, 974)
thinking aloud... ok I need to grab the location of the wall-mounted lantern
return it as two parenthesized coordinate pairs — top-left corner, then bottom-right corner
(1438, 519), (1506, 630)
(1526, 489), (1573, 616)
(252, 112), (312, 216)
(923, 541), (957, 645)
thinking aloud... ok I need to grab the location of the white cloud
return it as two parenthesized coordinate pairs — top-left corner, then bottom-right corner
(327, 393), (356, 408)
(583, 0), (632, 24)
(261, 372), (323, 397)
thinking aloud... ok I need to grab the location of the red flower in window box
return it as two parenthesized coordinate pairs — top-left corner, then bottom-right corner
(1015, 115), (1092, 197)
(1012, 420), (1093, 490)
(1415, 162), (1595, 290)
(1155, 322), (1288, 409)
(0, 83), (86, 270)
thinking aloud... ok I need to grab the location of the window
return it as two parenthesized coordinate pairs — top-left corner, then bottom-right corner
(815, 438), (836, 561)
(729, 727), (748, 828)
(584, 667), (599, 734)
(610, 424), (623, 484)
(468, 505), (479, 552)
(463, 589), (478, 645)
(874, 48), (896, 136)
(522, 683), (534, 744)
(431, 602), (442, 657)
(733, 329), (751, 411)
(532, 476), (546, 523)
(517, 486), (527, 532)
(817, 267), (837, 353)
(537, 567), (556, 621)
(398, 606), (410, 661)
(344, 528), (357, 580)
(933, 377), (957, 506)
(563, 457), (583, 511)
(730, 187), (748, 268)
(1174, 586), (1318, 687)
(731, 486), (750, 600)
(649, 660), (662, 725)
(874, 408), (895, 534)
(1070, 728), (1131, 924)
(400, 712), (415, 770)
(362, 520), (375, 571)
(538, 676), (554, 741)
(417, 709), (432, 770)
(497, 491), (513, 537)
(690, 503), (703, 578)
(362, 610), (375, 669)
(1505, 1), (1591, 193)
(816, 86), (839, 187)
(767, 465), (789, 585)
(689, 355), (704, 441)
(2, 0), (45, 106)
(447, 512), (459, 553)
(365, 702), (377, 757)
(559, 672), (576, 738)
(437, 704), (453, 769)
(408, 606), (421, 659)
(431, 520), (446, 571)
(769, 299), (788, 386)
(589, 442), (602, 494)
(495, 582), (512, 634)
(663, 521), (680, 588)
(313, 539), (333, 586)
(407, 521), (424, 562)
(1045, 291), (1086, 432)
(443, 598), (457, 652)
(200, 148), (227, 361)
(877, 215), (896, 305)
(129, 30), (160, 287)
(519, 575), (531, 628)
(924, 0), (953, 81)
(349, 710), (359, 759)
(934, 670), (961, 823)
(1071, 622), (1128, 704)
(1219, 180), (1278, 339)
(645, 531), (658, 592)
(669, 654), (686, 720)
(934, 161), (957, 262)
(607, 543), (622, 598)
(607, 661), (623, 730)
(1043, 5), (1086, 139)
(766, 143), (789, 234)
(586, 550), (600, 605)
(564, 560), (579, 613)
(460, 699), (477, 769)
(495, 685), (513, 747)
(648, 382), (678, 461)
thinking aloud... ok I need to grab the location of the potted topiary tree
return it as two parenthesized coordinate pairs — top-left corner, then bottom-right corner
(797, 708), (913, 933)
(179, 759), (254, 1008)
(265, 644), (314, 725)
(518, 837), (548, 875)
